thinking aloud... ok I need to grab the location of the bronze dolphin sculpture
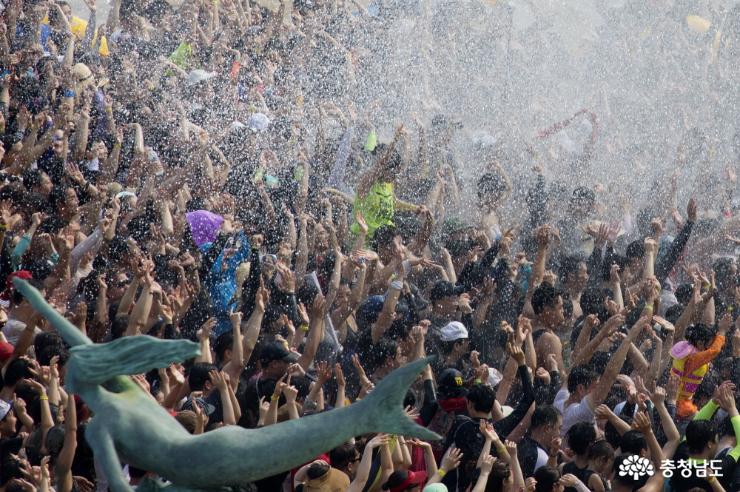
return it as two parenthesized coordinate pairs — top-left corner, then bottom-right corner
(14, 278), (439, 492)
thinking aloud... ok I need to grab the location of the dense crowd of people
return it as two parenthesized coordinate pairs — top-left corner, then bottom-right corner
(0, 0), (739, 491)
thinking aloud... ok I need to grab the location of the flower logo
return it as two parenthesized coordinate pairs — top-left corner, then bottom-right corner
(618, 455), (655, 480)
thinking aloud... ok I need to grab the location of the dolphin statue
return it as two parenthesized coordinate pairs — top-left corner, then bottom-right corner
(13, 278), (439, 492)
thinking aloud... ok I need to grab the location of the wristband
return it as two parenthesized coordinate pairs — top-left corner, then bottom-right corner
(271, 394), (279, 402)
(390, 280), (403, 290)
(39, 395), (49, 401)
(299, 324), (309, 332)
(63, 89), (75, 98)
(474, 378), (482, 385)
(437, 469), (446, 478)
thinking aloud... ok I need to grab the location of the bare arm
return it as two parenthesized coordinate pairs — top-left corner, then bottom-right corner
(222, 312), (244, 388)
(125, 282), (154, 336)
(296, 295), (326, 371)
(55, 396), (77, 492)
(588, 315), (643, 407)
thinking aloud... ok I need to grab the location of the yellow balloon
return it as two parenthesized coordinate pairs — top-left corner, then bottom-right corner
(686, 15), (711, 33)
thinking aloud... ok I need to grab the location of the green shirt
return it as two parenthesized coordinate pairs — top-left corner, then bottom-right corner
(351, 182), (395, 238)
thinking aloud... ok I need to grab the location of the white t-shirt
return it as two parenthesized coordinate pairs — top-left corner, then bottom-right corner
(555, 388), (596, 436)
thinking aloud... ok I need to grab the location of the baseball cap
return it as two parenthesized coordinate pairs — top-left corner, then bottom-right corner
(429, 281), (465, 302)
(247, 113), (270, 133)
(2, 270), (33, 300)
(439, 321), (468, 342)
(438, 368), (467, 399)
(259, 341), (299, 365)
(423, 484), (448, 492)
(0, 400), (11, 421)
(383, 469), (427, 492)
(0, 342), (13, 362)
(186, 69), (216, 87)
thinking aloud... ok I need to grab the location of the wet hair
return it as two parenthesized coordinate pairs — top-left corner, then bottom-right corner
(674, 283), (694, 305)
(685, 323), (714, 348)
(532, 283), (560, 316)
(477, 171), (508, 201)
(175, 411), (198, 434)
(531, 405), (561, 430)
(367, 338), (398, 373)
(567, 422), (597, 455)
(664, 304), (683, 326)
(620, 430), (647, 455)
(214, 331), (233, 364)
(580, 288), (609, 319)
(110, 315), (129, 340)
(587, 440), (614, 461)
(534, 467), (561, 492)
(567, 365), (597, 394)
(188, 363), (218, 391)
(559, 255), (586, 284)
(719, 415), (735, 438)
(626, 240), (645, 261)
(571, 186), (595, 206)
(34, 332), (68, 366)
(685, 420), (716, 454)
(466, 384), (496, 413)
(373, 225), (398, 251)
(713, 258), (737, 291)
(329, 443), (359, 471)
(21, 169), (45, 191)
(3, 359), (32, 387)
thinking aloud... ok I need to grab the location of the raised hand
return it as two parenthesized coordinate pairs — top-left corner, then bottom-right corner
(479, 420), (499, 442)
(282, 384), (298, 403)
(367, 433), (390, 449)
(594, 404), (613, 421)
(440, 447), (463, 472)
(197, 318), (216, 341)
(334, 363), (346, 387)
(209, 370), (228, 392)
(479, 454), (496, 474)
(525, 477), (537, 492)
(631, 411), (652, 434)
(687, 198), (697, 223)
(315, 361), (332, 385)
(515, 315), (532, 344)
(506, 340), (526, 366)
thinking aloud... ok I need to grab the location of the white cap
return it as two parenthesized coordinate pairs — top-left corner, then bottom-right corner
(0, 400), (11, 421)
(186, 69), (216, 86)
(230, 120), (247, 132)
(247, 113), (270, 133)
(439, 321), (468, 342)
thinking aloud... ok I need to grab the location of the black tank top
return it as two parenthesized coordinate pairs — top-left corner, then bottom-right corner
(562, 461), (595, 492)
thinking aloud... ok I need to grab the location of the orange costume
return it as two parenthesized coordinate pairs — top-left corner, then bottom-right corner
(670, 335), (725, 418)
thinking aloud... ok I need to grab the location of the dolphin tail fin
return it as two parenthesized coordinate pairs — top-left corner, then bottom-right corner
(12, 278), (92, 347)
(359, 356), (441, 441)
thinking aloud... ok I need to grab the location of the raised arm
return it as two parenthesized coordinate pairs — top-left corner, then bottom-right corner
(55, 395), (78, 492)
(296, 294), (326, 370)
(587, 314), (643, 408)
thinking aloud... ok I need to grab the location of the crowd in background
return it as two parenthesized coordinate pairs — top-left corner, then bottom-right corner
(0, 0), (739, 492)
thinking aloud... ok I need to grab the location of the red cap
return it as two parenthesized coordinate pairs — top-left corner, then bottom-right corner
(388, 470), (427, 492)
(0, 342), (13, 361)
(1, 271), (32, 300)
